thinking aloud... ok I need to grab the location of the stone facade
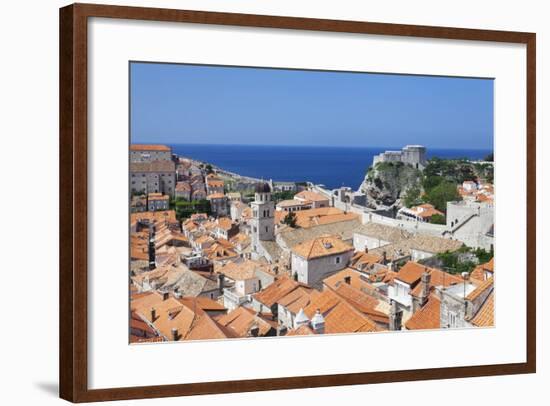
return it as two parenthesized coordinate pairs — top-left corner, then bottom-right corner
(291, 250), (353, 287)
(446, 200), (494, 250)
(372, 145), (427, 170)
(130, 145), (172, 163)
(130, 160), (176, 197)
(250, 186), (275, 260)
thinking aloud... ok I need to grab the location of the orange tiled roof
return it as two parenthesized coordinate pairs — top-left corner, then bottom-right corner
(130, 144), (171, 151)
(295, 190), (329, 202)
(395, 262), (430, 285)
(323, 267), (377, 294)
(291, 234), (353, 260)
(286, 324), (315, 336)
(466, 276), (494, 301)
(207, 193), (226, 199)
(470, 293), (494, 327)
(275, 207), (359, 228)
(278, 286), (317, 314)
(207, 180), (224, 187)
(333, 283), (388, 324)
(215, 307), (273, 337)
(470, 258), (494, 282)
(405, 295), (441, 330)
(410, 267), (463, 297)
(217, 260), (268, 281)
(131, 291), (229, 341)
(253, 276), (302, 307)
(216, 217), (234, 231)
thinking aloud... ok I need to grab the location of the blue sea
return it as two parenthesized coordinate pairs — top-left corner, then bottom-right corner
(169, 144), (492, 190)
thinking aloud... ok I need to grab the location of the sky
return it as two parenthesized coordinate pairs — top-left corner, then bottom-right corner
(130, 62), (494, 150)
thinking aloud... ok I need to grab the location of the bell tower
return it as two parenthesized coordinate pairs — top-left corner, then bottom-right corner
(251, 182), (275, 254)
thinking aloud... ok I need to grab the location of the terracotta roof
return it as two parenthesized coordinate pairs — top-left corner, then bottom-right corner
(215, 307), (273, 337)
(410, 267), (463, 297)
(217, 260), (268, 281)
(131, 210), (178, 226)
(276, 207), (359, 228)
(470, 293), (494, 327)
(291, 235), (353, 260)
(295, 190), (330, 202)
(253, 276), (302, 308)
(303, 289), (342, 319)
(207, 193), (226, 200)
(407, 203), (444, 219)
(350, 251), (383, 270)
(216, 217), (234, 231)
(334, 283), (388, 324)
(177, 297), (226, 312)
(175, 181), (191, 191)
(470, 258), (494, 282)
(130, 144), (171, 152)
(405, 295), (441, 330)
(278, 287), (317, 314)
(323, 268), (377, 294)
(278, 219), (362, 249)
(466, 276), (494, 301)
(276, 199), (311, 208)
(286, 324), (315, 336)
(131, 291), (229, 341)
(395, 262), (429, 285)
(148, 193), (169, 201)
(207, 180), (224, 187)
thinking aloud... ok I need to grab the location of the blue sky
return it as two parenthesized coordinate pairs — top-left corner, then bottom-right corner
(130, 62), (494, 150)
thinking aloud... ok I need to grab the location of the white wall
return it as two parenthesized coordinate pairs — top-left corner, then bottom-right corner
(1, 1), (546, 406)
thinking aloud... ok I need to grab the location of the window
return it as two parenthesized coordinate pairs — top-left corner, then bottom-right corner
(336, 256), (341, 264)
(448, 311), (457, 328)
(265, 226), (268, 233)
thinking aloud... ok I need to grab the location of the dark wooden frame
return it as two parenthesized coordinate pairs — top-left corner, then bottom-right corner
(59, 2), (536, 403)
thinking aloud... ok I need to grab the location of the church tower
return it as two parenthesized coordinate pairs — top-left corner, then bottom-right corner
(251, 182), (275, 255)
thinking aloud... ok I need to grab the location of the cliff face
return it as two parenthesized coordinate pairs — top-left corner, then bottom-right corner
(359, 162), (422, 207)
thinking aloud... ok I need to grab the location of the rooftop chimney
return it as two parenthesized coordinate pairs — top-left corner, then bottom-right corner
(420, 270), (432, 306)
(150, 307), (156, 322)
(311, 309), (325, 334)
(171, 328), (179, 341)
(218, 273), (225, 294)
(364, 246), (369, 253)
(382, 251), (387, 264)
(344, 276), (351, 285)
(162, 291), (169, 301)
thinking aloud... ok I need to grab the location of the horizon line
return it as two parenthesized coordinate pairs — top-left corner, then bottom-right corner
(130, 141), (493, 151)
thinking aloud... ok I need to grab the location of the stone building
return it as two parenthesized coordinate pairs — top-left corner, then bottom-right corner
(175, 181), (191, 200)
(445, 200), (494, 250)
(290, 235), (354, 287)
(207, 193), (228, 217)
(250, 182), (275, 260)
(147, 193), (169, 211)
(372, 145), (427, 170)
(130, 144), (172, 162)
(130, 160), (176, 197)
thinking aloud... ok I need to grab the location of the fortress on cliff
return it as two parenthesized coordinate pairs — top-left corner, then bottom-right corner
(372, 145), (427, 170)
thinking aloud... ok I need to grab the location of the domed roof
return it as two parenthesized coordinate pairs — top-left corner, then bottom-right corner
(255, 182), (271, 193)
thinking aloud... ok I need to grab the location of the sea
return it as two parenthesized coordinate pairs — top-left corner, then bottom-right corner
(169, 144), (492, 190)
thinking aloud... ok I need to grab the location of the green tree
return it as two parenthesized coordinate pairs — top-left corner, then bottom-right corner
(403, 186), (421, 207)
(282, 211), (298, 228)
(174, 199), (211, 220)
(423, 181), (461, 212)
(429, 213), (446, 225)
